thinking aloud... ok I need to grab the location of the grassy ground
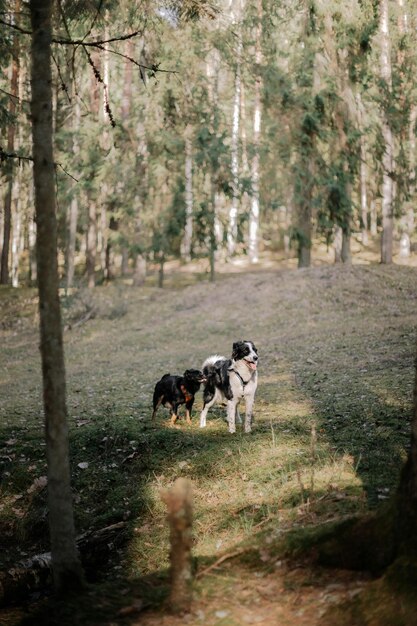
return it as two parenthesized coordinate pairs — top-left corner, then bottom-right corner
(0, 253), (416, 624)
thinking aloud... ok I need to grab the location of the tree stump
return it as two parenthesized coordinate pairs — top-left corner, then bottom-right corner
(162, 478), (193, 613)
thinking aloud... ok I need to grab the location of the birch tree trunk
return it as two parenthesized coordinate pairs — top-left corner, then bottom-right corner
(1, 0), (20, 285)
(248, 0), (263, 264)
(29, 0), (84, 591)
(227, 10), (243, 257)
(379, 0), (394, 264)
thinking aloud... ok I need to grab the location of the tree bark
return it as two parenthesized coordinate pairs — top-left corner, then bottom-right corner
(227, 18), (242, 257)
(86, 199), (97, 288)
(182, 125), (194, 262)
(1, 0), (20, 285)
(66, 96), (80, 292)
(29, 0), (84, 592)
(379, 0), (394, 264)
(248, 0), (263, 264)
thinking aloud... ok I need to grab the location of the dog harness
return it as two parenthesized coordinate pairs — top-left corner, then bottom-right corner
(230, 369), (251, 388)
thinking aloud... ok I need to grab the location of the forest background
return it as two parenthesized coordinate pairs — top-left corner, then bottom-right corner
(1, 0), (416, 286)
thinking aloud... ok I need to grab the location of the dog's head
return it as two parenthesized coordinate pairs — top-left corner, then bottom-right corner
(232, 340), (259, 371)
(183, 369), (207, 384)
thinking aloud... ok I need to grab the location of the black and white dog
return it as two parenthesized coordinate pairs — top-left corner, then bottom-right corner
(199, 341), (258, 434)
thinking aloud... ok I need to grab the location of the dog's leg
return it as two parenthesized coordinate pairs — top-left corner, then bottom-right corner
(200, 397), (216, 428)
(152, 395), (163, 420)
(227, 399), (239, 434)
(235, 406), (242, 425)
(244, 395), (254, 433)
(185, 400), (194, 424)
(170, 411), (179, 426)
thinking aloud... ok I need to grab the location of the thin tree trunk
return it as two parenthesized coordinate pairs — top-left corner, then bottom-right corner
(380, 0), (394, 264)
(341, 228), (351, 264)
(29, 213), (37, 284)
(29, 0), (84, 591)
(1, 0), (20, 285)
(407, 105), (417, 234)
(206, 48), (221, 280)
(227, 27), (242, 257)
(11, 187), (21, 288)
(133, 119), (148, 286)
(356, 93), (369, 245)
(86, 200), (97, 288)
(182, 125), (193, 262)
(334, 226), (342, 263)
(66, 97), (80, 292)
(248, 0), (263, 264)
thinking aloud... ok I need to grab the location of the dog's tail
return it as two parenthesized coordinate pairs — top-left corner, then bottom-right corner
(202, 355), (226, 377)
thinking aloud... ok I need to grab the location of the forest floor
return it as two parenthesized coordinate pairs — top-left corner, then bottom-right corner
(1, 246), (417, 625)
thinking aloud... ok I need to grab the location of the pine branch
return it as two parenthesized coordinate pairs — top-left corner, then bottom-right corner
(0, 147), (79, 182)
(0, 17), (143, 47)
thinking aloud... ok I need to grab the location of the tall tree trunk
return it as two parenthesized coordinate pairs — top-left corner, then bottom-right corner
(133, 116), (149, 287)
(334, 226), (342, 263)
(227, 24), (242, 257)
(99, 19), (111, 277)
(182, 124), (193, 262)
(66, 96), (80, 292)
(206, 48), (221, 280)
(248, 0), (263, 264)
(29, 213), (37, 284)
(356, 93), (369, 245)
(1, 0), (20, 285)
(11, 185), (21, 288)
(408, 105), (417, 233)
(86, 200), (97, 288)
(29, 0), (84, 591)
(379, 0), (394, 264)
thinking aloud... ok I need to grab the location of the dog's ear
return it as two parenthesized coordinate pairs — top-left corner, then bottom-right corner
(232, 341), (245, 359)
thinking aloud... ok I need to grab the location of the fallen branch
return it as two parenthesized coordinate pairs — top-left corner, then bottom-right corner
(196, 549), (246, 579)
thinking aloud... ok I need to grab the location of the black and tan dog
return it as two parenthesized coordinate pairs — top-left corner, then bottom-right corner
(152, 369), (206, 425)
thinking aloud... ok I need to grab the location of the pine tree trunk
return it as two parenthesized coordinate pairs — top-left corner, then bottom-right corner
(66, 97), (80, 292)
(29, 215), (37, 284)
(0, 0), (20, 285)
(182, 125), (193, 262)
(86, 200), (97, 288)
(248, 0), (263, 264)
(379, 0), (394, 264)
(29, 0), (84, 592)
(356, 93), (369, 245)
(11, 187), (21, 288)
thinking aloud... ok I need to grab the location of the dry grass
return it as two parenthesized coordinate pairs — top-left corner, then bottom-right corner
(0, 253), (416, 624)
